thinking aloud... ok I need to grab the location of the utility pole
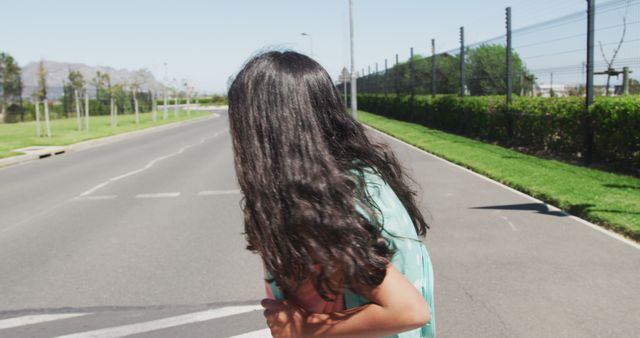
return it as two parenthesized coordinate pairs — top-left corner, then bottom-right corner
(349, 0), (357, 120)
(460, 26), (465, 97)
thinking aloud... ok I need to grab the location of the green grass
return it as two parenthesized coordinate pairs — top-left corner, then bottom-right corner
(0, 111), (212, 159)
(359, 110), (640, 241)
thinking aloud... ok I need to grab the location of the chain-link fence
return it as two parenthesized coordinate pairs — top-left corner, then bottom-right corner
(340, 0), (640, 174)
(339, 0), (639, 98)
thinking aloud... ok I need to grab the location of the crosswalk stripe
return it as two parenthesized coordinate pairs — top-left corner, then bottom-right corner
(54, 305), (262, 338)
(228, 328), (272, 338)
(0, 313), (90, 330)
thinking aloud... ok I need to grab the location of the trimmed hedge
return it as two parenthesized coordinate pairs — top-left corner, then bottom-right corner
(358, 94), (640, 175)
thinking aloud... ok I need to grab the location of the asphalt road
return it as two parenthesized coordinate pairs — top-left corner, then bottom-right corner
(0, 109), (638, 338)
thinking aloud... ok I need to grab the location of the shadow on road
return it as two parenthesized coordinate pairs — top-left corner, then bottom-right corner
(470, 202), (572, 217)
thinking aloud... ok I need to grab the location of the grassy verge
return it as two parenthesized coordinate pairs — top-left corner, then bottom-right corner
(359, 110), (640, 241)
(0, 111), (212, 159)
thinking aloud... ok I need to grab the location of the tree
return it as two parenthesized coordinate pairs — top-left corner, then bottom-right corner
(90, 71), (110, 114)
(36, 60), (47, 101)
(466, 44), (532, 96)
(68, 69), (85, 92)
(598, 0), (630, 96)
(68, 70), (85, 130)
(1, 52), (24, 121)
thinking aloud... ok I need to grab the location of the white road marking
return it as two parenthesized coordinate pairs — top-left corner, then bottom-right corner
(228, 328), (272, 338)
(499, 215), (518, 231)
(198, 189), (241, 196)
(365, 125), (640, 250)
(77, 130), (228, 198)
(0, 313), (90, 330)
(136, 192), (180, 199)
(76, 195), (118, 201)
(79, 182), (109, 197)
(54, 305), (262, 338)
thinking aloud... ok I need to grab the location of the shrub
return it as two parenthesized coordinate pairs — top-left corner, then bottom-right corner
(358, 94), (640, 175)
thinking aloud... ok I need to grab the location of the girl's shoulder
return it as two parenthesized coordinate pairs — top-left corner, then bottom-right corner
(349, 165), (420, 241)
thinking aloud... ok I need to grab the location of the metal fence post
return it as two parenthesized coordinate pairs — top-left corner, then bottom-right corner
(506, 7), (513, 105)
(585, 0), (595, 164)
(375, 62), (379, 92)
(384, 58), (388, 96)
(395, 53), (399, 95)
(460, 27), (465, 97)
(431, 39), (436, 97)
(410, 47), (415, 96)
(368, 65), (371, 93)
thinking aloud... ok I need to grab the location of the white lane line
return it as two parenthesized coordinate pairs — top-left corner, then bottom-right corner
(136, 192), (180, 199)
(499, 215), (518, 231)
(76, 130), (228, 198)
(0, 313), (90, 330)
(364, 125), (640, 250)
(198, 189), (241, 196)
(55, 305), (262, 338)
(228, 328), (272, 338)
(109, 168), (146, 182)
(79, 182), (109, 197)
(76, 195), (118, 201)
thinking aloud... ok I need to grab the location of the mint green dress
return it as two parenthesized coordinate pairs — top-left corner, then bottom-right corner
(268, 167), (436, 338)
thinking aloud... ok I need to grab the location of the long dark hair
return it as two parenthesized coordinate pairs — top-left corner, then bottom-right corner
(227, 50), (428, 300)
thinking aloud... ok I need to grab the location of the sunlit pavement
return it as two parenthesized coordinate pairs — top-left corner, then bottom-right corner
(0, 109), (638, 337)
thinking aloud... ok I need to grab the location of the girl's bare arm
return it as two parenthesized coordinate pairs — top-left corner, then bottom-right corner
(263, 264), (430, 338)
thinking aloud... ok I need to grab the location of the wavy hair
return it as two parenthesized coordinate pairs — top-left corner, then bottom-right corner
(227, 51), (429, 300)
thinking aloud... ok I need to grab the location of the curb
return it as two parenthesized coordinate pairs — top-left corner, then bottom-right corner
(363, 124), (640, 250)
(0, 113), (219, 169)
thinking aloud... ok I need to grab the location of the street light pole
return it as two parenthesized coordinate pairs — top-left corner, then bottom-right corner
(301, 33), (313, 56)
(349, 0), (357, 120)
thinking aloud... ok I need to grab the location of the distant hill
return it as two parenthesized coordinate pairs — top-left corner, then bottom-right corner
(21, 60), (164, 99)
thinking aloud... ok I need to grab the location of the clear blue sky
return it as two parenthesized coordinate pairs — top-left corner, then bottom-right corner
(2, 0), (633, 93)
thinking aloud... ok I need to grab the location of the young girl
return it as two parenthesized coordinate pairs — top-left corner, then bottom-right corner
(227, 51), (435, 338)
